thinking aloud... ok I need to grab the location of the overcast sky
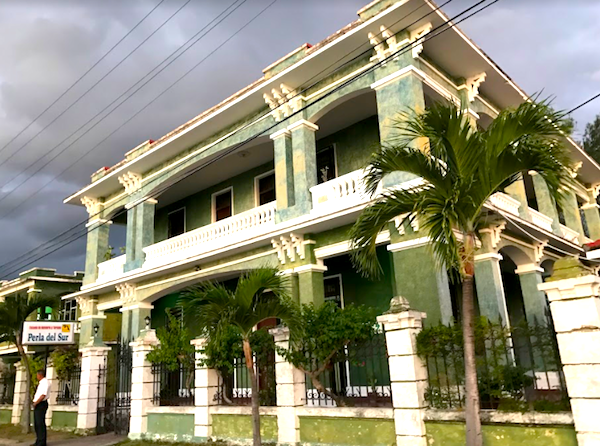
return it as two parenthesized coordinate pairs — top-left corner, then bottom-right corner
(0, 0), (598, 278)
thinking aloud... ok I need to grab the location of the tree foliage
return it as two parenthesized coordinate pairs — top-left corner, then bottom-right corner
(277, 302), (377, 406)
(583, 114), (600, 164)
(50, 346), (80, 381)
(146, 312), (195, 371)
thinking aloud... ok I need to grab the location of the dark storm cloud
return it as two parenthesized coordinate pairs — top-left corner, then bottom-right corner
(0, 0), (598, 276)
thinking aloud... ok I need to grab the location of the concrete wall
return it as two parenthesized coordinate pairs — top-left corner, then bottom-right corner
(211, 414), (278, 443)
(0, 407), (11, 424)
(146, 411), (195, 442)
(425, 421), (577, 446)
(299, 416), (395, 446)
(51, 409), (78, 430)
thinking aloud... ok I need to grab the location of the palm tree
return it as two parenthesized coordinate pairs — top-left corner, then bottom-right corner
(180, 267), (298, 446)
(0, 292), (59, 433)
(350, 101), (573, 446)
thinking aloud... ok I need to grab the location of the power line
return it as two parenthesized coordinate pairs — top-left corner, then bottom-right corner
(0, 0), (450, 225)
(0, 0), (193, 192)
(0, 0), (248, 213)
(0, 0), (166, 160)
(0, 0), (496, 278)
(566, 92), (600, 115)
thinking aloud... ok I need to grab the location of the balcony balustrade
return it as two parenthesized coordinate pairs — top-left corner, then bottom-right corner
(309, 169), (381, 215)
(97, 254), (126, 283)
(142, 202), (277, 269)
(488, 192), (521, 216)
(528, 208), (554, 232)
(559, 224), (580, 244)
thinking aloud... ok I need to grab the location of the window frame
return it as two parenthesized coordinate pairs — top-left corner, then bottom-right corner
(323, 273), (344, 308)
(211, 187), (234, 223)
(167, 207), (186, 238)
(254, 169), (276, 207)
(316, 143), (338, 184)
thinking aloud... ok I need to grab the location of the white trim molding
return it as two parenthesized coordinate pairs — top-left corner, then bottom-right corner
(514, 264), (544, 275)
(314, 230), (390, 259)
(474, 252), (503, 262)
(387, 236), (430, 252)
(287, 119), (319, 132)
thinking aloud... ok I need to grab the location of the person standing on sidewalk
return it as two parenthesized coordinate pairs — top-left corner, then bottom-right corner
(32, 370), (50, 446)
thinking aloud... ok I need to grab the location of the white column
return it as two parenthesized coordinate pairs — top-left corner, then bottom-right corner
(539, 274), (600, 445)
(377, 303), (428, 446)
(11, 362), (27, 425)
(192, 337), (218, 440)
(77, 346), (110, 431)
(129, 329), (158, 439)
(45, 363), (58, 426)
(270, 327), (305, 445)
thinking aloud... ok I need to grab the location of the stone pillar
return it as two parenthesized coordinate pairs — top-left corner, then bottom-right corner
(289, 120), (319, 217)
(191, 337), (219, 441)
(117, 283), (153, 341)
(45, 363), (58, 426)
(563, 190), (585, 240)
(505, 178), (530, 220)
(83, 219), (111, 286)
(295, 264), (326, 306)
(377, 301), (428, 446)
(515, 264), (548, 324)
(531, 172), (561, 233)
(581, 188), (600, 240)
(125, 199), (156, 272)
(270, 327), (305, 445)
(538, 258), (600, 445)
(129, 329), (159, 439)
(372, 66), (424, 188)
(77, 296), (106, 348)
(474, 252), (509, 325)
(271, 129), (295, 221)
(77, 346), (110, 432)
(11, 362), (27, 425)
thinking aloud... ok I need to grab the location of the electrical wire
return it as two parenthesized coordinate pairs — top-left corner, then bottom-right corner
(0, 0), (166, 159)
(0, 0), (194, 191)
(0, 0), (497, 278)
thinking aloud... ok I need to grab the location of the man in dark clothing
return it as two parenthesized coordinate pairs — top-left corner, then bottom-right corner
(32, 370), (50, 446)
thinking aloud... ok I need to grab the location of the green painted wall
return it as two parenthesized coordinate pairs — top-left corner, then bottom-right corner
(51, 410), (77, 429)
(154, 162), (274, 243)
(299, 416), (395, 446)
(211, 414), (277, 442)
(0, 409), (11, 424)
(146, 413), (194, 441)
(425, 421), (577, 446)
(316, 116), (380, 177)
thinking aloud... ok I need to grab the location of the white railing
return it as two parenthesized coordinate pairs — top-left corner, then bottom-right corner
(310, 168), (370, 211)
(488, 193), (521, 216)
(142, 202), (277, 268)
(96, 254), (126, 283)
(528, 208), (554, 232)
(559, 224), (580, 244)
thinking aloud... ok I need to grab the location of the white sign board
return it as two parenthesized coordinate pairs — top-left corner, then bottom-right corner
(22, 321), (75, 345)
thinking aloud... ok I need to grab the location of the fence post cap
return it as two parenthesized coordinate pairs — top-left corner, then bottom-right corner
(268, 326), (290, 341)
(377, 310), (426, 329)
(190, 336), (208, 347)
(130, 328), (158, 347)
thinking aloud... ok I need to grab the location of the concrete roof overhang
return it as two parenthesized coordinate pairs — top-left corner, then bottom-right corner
(64, 0), (600, 207)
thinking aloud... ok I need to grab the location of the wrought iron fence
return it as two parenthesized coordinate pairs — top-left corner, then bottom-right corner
(417, 316), (569, 411)
(0, 373), (15, 405)
(56, 365), (81, 405)
(151, 362), (195, 406)
(305, 333), (392, 407)
(215, 353), (276, 407)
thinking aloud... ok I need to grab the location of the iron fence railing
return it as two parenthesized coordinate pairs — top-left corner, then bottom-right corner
(418, 316), (569, 411)
(305, 333), (392, 407)
(0, 374), (15, 405)
(151, 362), (195, 406)
(56, 365), (81, 405)
(215, 354), (276, 407)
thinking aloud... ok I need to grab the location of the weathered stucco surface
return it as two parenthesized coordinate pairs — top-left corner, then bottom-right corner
(51, 410), (77, 429)
(211, 414), (277, 442)
(146, 413), (194, 442)
(299, 416), (395, 445)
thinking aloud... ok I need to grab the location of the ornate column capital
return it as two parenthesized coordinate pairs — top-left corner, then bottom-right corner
(118, 171), (142, 194)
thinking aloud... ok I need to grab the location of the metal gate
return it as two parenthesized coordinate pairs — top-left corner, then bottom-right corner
(97, 342), (132, 434)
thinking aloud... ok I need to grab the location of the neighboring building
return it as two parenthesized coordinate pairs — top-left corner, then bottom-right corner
(59, 0), (600, 442)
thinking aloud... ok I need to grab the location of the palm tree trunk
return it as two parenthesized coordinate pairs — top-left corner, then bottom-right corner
(462, 233), (482, 446)
(243, 338), (261, 446)
(15, 338), (32, 434)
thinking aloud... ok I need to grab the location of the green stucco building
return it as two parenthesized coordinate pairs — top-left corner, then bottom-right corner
(59, 0), (600, 442)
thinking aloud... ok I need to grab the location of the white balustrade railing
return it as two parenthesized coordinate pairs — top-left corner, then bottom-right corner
(528, 208), (554, 232)
(559, 224), (580, 244)
(488, 193), (521, 216)
(310, 169), (378, 213)
(97, 254), (126, 283)
(142, 202), (277, 268)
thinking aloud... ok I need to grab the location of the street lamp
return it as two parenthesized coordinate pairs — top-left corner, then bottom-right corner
(145, 316), (151, 330)
(93, 323), (99, 337)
